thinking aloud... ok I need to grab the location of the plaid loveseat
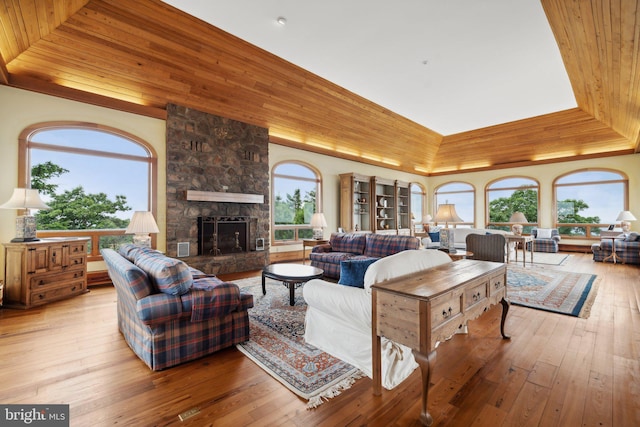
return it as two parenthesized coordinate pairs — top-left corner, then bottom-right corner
(591, 232), (640, 265)
(309, 232), (419, 279)
(102, 245), (253, 370)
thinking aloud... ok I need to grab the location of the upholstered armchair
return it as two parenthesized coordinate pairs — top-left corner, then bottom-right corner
(465, 233), (507, 263)
(527, 228), (561, 253)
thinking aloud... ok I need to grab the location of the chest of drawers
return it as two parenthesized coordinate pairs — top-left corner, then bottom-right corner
(3, 238), (89, 309)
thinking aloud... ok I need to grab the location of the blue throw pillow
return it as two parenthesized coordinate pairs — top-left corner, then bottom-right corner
(428, 232), (440, 242)
(338, 258), (378, 288)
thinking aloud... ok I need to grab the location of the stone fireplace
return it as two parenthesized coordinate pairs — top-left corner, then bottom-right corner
(198, 216), (250, 255)
(165, 104), (270, 274)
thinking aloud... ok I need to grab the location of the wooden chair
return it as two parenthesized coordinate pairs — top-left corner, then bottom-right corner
(465, 233), (506, 263)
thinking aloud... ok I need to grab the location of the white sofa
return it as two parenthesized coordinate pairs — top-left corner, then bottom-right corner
(303, 249), (453, 390)
(423, 228), (512, 251)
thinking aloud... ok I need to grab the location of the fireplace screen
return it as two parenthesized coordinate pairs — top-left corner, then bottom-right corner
(198, 216), (249, 255)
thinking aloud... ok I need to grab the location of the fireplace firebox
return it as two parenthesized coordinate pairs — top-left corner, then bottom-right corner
(198, 216), (249, 256)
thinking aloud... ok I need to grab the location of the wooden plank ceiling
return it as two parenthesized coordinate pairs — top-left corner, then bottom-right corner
(0, 0), (638, 175)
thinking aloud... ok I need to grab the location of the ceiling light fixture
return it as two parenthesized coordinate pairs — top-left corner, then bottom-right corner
(276, 16), (287, 26)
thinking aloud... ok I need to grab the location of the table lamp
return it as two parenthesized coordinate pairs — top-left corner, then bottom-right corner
(0, 188), (50, 242)
(509, 212), (528, 236)
(125, 211), (159, 247)
(310, 212), (327, 239)
(616, 210), (636, 233)
(435, 203), (463, 252)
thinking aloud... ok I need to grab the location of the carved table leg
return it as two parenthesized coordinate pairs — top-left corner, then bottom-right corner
(412, 350), (436, 426)
(500, 297), (511, 339)
(262, 272), (266, 295)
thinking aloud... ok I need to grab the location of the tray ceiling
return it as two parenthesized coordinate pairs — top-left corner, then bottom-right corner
(0, 0), (638, 175)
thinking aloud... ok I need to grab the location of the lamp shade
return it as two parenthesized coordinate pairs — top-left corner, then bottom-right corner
(0, 188), (50, 210)
(509, 212), (528, 223)
(616, 210), (637, 222)
(310, 212), (327, 228)
(434, 204), (463, 225)
(125, 211), (160, 234)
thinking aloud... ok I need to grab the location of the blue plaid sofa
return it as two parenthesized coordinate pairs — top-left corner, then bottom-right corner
(102, 245), (253, 370)
(525, 228), (561, 253)
(309, 232), (419, 279)
(591, 232), (640, 265)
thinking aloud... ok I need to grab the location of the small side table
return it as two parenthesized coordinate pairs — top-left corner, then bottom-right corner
(602, 236), (624, 264)
(302, 238), (328, 264)
(506, 235), (534, 267)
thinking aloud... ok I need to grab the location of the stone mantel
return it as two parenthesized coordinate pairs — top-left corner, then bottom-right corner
(185, 190), (264, 204)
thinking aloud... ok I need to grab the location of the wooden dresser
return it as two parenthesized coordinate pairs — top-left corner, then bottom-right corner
(3, 238), (89, 309)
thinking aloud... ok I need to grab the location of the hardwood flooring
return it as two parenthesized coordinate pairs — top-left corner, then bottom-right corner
(0, 253), (638, 426)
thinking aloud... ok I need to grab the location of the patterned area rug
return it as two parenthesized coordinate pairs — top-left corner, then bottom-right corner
(507, 265), (599, 318)
(234, 277), (364, 408)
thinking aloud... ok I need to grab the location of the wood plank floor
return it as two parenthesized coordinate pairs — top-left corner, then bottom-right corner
(0, 253), (638, 426)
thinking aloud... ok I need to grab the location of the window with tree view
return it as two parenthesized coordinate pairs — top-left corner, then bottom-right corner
(487, 177), (539, 232)
(272, 162), (321, 242)
(22, 124), (156, 254)
(554, 170), (627, 237)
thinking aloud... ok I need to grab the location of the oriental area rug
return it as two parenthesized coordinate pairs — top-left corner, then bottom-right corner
(507, 265), (599, 318)
(235, 277), (365, 408)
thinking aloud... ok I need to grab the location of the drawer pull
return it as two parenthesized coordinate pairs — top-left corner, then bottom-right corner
(494, 280), (502, 288)
(38, 280), (45, 286)
(38, 294), (44, 300)
(472, 292), (482, 301)
(442, 307), (453, 319)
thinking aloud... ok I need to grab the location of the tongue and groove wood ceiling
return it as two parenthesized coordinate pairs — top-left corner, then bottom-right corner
(0, 0), (638, 175)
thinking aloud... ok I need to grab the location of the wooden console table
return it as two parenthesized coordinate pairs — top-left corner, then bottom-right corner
(371, 259), (510, 426)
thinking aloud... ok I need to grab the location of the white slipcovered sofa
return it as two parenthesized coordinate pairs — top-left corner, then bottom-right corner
(303, 249), (453, 390)
(423, 228), (513, 251)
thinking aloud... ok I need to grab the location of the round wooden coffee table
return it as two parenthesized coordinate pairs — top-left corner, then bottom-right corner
(262, 263), (324, 306)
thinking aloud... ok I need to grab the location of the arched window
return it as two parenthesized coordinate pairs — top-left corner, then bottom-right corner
(434, 182), (475, 228)
(410, 183), (426, 232)
(554, 169), (628, 237)
(19, 122), (157, 257)
(486, 177), (539, 232)
(272, 161), (322, 243)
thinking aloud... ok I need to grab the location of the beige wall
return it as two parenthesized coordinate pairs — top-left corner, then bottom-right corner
(0, 86), (166, 273)
(1, 85), (639, 273)
(268, 144), (428, 253)
(428, 154), (640, 244)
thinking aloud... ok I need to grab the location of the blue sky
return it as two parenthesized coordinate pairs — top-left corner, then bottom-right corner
(31, 129), (149, 219)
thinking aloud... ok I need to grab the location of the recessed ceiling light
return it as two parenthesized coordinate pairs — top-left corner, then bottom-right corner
(277, 16), (287, 26)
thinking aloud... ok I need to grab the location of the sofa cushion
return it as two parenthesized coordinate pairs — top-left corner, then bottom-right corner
(624, 232), (640, 242)
(363, 233), (419, 258)
(134, 251), (193, 296)
(363, 249), (452, 294)
(329, 232), (367, 254)
(338, 258), (378, 288)
(536, 228), (553, 239)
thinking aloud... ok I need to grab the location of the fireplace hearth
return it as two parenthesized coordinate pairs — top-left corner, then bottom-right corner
(198, 216), (250, 256)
